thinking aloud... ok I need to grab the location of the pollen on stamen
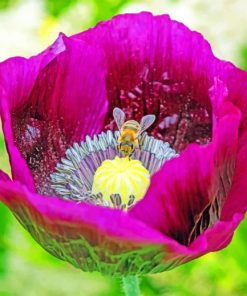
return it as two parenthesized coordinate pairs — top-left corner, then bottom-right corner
(50, 130), (177, 209)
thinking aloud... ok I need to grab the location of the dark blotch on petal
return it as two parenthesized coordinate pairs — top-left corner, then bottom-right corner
(1, 35), (108, 194)
(76, 13), (214, 151)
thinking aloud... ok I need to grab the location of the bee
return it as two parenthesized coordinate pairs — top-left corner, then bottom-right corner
(113, 107), (156, 158)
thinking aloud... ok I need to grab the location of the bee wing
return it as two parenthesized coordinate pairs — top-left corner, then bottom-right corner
(113, 107), (126, 130)
(138, 114), (156, 135)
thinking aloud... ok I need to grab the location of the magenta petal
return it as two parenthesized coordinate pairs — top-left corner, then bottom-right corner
(190, 213), (244, 253)
(74, 12), (220, 150)
(0, 178), (243, 274)
(130, 144), (214, 244)
(0, 170), (10, 181)
(179, 212), (244, 266)
(0, 34), (108, 193)
(220, 68), (247, 219)
(223, 161), (247, 219)
(27, 35), (107, 141)
(0, 35), (65, 190)
(209, 79), (241, 210)
(0, 180), (198, 275)
(130, 79), (241, 247)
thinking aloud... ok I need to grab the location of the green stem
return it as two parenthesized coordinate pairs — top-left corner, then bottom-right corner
(122, 275), (140, 296)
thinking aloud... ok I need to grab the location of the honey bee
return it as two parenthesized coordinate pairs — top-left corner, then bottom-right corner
(113, 107), (156, 158)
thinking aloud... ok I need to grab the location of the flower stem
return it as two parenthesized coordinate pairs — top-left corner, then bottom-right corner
(122, 275), (140, 296)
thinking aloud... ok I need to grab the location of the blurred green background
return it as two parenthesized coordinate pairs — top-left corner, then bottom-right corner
(0, 0), (247, 295)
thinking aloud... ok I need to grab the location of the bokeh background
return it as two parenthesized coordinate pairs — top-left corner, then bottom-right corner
(0, 0), (247, 295)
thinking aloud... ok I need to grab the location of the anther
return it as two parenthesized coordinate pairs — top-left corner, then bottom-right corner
(128, 195), (135, 208)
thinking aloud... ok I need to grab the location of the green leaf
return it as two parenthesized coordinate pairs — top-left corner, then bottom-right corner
(45, 0), (78, 17)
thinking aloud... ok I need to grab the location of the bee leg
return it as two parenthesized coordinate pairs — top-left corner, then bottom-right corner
(117, 143), (123, 157)
(116, 143), (120, 154)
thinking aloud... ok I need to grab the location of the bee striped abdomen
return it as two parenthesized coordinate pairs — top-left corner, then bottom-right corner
(122, 120), (140, 133)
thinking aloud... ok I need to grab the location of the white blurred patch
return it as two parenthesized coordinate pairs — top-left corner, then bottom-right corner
(158, 114), (178, 129)
(0, 0), (45, 61)
(0, 0), (246, 67)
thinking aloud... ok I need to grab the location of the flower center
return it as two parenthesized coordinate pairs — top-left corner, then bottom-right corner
(92, 156), (150, 210)
(50, 130), (177, 209)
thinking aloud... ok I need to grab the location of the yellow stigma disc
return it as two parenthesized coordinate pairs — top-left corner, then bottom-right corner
(92, 156), (150, 208)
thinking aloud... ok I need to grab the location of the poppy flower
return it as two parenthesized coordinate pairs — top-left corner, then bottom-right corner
(0, 12), (247, 278)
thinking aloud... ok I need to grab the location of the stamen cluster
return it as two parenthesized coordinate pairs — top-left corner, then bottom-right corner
(50, 130), (177, 208)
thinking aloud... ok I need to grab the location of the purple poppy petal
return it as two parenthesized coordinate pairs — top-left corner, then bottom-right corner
(178, 212), (244, 265)
(130, 144), (214, 245)
(220, 68), (247, 219)
(0, 170), (10, 181)
(0, 178), (243, 274)
(74, 12), (223, 151)
(0, 35), (65, 190)
(0, 179), (199, 275)
(0, 35), (108, 194)
(130, 80), (241, 247)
